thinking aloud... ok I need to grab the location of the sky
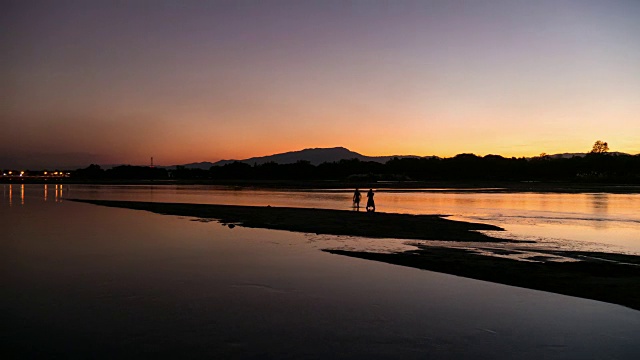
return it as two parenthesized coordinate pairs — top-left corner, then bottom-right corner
(1, 0), (639, 169)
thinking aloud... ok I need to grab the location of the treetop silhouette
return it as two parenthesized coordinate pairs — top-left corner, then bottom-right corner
(591, 140), (609, 154)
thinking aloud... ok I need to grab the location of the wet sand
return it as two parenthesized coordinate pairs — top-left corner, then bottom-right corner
(69, 199), (505, 242)
(70, 199), (640, 311)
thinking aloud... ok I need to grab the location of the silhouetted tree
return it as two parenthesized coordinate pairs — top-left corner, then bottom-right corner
(105, 165), (168, 179)
(591, 140), (609, 154)
(70, 151), (640, 184)
(74, 164), (105, 178)
(173, 166), (209, 179)
(211, 161), (253, 179)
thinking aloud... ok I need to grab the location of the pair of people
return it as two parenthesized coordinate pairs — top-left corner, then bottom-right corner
(353, 188), (375, 212)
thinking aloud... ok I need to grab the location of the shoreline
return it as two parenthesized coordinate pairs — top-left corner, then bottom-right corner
(70, 199), (640, 311)
(4, 179), (640, 193)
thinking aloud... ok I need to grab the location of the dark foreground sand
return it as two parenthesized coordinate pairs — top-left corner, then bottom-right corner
(71, 199), (640, 311)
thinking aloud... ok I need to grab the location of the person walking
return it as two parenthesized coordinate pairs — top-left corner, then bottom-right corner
(366, 188), (375, 212)
(353, 188), (362, 210)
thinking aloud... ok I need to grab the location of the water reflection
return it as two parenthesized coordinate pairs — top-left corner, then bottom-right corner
(3, 184), (639, 252)
(2, 194), (639, 358)
(55, 184), (63, 202)
(62, 185), (639, 253)
(1, 183), (66, 205)
(590, 193), (609, 230)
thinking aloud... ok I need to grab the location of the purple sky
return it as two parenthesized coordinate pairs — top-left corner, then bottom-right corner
(2, 0), (639, 169)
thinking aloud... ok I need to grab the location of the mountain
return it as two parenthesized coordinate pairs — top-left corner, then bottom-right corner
(177, 148), (636, 170)
(181, 147), (424, 169)
(178, 161), (219, 170)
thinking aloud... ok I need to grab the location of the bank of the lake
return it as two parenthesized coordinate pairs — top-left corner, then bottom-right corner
(4, 178), (640, 193)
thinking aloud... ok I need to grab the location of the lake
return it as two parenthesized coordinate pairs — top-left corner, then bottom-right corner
(2, 184), (639, 358)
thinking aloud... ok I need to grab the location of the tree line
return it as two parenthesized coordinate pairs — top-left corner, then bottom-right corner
(73, 152), (640, 183)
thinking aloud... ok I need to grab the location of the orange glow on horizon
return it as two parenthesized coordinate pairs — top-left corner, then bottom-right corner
(2, 1), (639, 169)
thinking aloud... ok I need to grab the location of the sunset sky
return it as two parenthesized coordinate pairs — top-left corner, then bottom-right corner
(2, 0), (639, 169)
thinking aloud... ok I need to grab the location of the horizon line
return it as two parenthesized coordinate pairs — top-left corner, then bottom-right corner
(2, 147), (637, 171)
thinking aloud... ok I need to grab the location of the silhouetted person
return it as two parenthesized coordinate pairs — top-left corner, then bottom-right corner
(353, 188), (361, 210)
(366, 188), (375, 212)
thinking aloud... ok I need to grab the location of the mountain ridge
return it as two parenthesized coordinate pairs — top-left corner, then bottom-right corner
(179, 147), (425, 169)
(171, 148), (634, 170)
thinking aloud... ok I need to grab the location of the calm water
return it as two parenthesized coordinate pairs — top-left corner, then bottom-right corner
(2, 184), (639, 358)
(62, 184), (640, 252)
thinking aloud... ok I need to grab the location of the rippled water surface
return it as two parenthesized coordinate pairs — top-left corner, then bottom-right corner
(2, 184), (639, 358)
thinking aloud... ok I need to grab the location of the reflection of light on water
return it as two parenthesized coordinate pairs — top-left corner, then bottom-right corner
(309, 233), (618, 263)
(411, 240), (582, 263)
(590, 193), (609, 230)
(1, 184), (66, 205)
(449, 209), (640, 253)
(55, 184), (63, 202)
(475, 229), (639, 255)
(46, 185), (640, 254)
(306, 234), (419, 254)
(310, 227), (639, 265)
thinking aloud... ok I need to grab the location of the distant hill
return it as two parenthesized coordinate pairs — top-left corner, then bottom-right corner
(544, 152), (630, 159)
(180, 147), (425, 169)
(175, 149), (635, 170)
(177, 161), (219, 170)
